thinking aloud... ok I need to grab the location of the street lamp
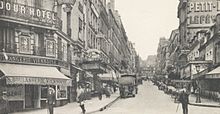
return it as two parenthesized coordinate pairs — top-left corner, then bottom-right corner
(195, 65), (201, 103)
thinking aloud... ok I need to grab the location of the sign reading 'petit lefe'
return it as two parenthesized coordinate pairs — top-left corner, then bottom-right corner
(187, 0), (220, 27)
(0, 0), (58, 27)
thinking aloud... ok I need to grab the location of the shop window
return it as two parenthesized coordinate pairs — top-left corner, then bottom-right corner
(56, 85), (67, 99)
(62, 43), (67, 61)
(79, 18), (83, 41)
(46, 40), (56, 57)
(57, 37), (62, 60)
(19, 35), (31, 54)
(41, 86), (56, 99)
(41, 86), (48, 99)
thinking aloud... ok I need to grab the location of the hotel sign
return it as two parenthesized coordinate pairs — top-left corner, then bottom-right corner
(187, 0), (220, 27)
(0, 0), (60, 28)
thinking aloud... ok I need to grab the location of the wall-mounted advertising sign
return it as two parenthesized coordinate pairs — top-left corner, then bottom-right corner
(187, 0), (220, 28)
(0, 0), (61, 28)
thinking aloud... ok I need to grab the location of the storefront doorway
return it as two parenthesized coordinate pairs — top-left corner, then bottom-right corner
(25, 85), (40, 109)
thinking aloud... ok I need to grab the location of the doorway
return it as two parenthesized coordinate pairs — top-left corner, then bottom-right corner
(25, 85), (40, 109)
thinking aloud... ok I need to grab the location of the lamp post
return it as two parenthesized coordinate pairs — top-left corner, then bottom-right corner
(195, 65), (201, 103)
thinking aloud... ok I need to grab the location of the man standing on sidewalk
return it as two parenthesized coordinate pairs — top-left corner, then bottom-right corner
(0, 91), (8, 114)
(178, 88), (189, 114)
(47, 87), (56, 114)
(78, 86), (86, 114)
(195, 87), (201, 103)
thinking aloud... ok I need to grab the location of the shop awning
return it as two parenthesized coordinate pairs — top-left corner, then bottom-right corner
(0, 64), (72, 86)
(206, 66), (220, 79)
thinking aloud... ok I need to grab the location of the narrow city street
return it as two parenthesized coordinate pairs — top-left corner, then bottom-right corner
(95, 81), (220, 114)
(2, 0), (220, 114)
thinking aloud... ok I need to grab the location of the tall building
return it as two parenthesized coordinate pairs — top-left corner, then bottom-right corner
(146, 55), (157, 67)
(156, 37), (169, 76)
(0, 0), (73, 111)
(177, 0), (220, 68)
(0, 0), (139, 112)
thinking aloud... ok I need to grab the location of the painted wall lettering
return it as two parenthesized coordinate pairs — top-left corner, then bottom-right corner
(187, 0), (220, 27)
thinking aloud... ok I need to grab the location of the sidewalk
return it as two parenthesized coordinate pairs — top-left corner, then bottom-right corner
(11, 92), (120, 114)
(189, 94), (220, 108)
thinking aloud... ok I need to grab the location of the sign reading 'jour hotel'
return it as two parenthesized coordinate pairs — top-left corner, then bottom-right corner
(187, 0), (220, 28)
(0, 0), (59, 28)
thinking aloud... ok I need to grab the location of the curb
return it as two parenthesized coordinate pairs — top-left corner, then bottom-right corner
(99, 96), (120, 111)
(189, 102), (220, 108)
(86, 96), (120, 114)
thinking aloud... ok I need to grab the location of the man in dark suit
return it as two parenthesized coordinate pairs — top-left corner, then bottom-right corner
(0, 91), (8, 114)
(178, 89), (189, 114)
(47, 87), (56, 114)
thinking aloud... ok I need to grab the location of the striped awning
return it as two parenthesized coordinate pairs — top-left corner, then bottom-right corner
(0, 63), (72, 86)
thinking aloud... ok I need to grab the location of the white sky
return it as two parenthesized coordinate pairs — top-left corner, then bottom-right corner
(115, 0), (179, 60)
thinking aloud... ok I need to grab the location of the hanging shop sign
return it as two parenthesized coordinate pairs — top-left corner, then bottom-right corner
(0, 0), (61, 28)
(86, 49), (109, 64)
(87, 49), (101, 60)
(187, 0), (220, 27)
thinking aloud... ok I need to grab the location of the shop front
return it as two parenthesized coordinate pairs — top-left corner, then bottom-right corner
(0, 63), (72, 112)
(81, 60), (108, 91)
(205, 66), (220, 92)
(192, 66), (220, 101)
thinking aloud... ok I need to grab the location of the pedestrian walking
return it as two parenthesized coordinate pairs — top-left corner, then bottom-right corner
(178, 88), (189, 114)
(98, 89), (103, 100)
(113, 85), (117, 93)
(78, 87), (86, 114)
(195, 87), (201, 103)
(79, 99), (86, 114)
(47, 87), (56, 114)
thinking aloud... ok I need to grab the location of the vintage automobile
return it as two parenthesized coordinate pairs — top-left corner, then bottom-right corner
(119, 74), (137, 98)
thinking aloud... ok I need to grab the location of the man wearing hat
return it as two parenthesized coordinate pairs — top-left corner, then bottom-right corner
(0, 91), (8, 114)
(178, 88), (189, 114)
(47, 87), (56, 114)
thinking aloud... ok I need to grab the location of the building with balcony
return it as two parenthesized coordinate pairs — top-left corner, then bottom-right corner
(193, 15), (220, 96)
(166, 29), (181, 80)
(177, 0), (220, 69)
(0, 0), (73, 112)
(0, 0), (139, 112)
